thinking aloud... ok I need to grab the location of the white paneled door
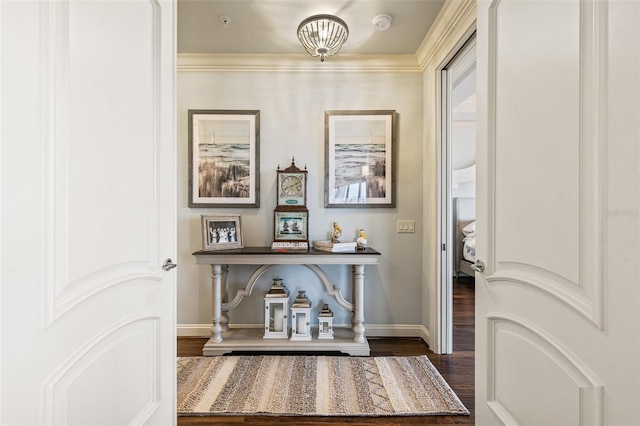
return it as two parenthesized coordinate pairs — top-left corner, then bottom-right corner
(476, 0), (639, 424)
(1, 1), (176, 425)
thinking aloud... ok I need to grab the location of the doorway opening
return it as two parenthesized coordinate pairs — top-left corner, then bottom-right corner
(438, 35), (476, 354)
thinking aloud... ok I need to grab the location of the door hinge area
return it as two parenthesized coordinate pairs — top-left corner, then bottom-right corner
(442, 243), (446, 251)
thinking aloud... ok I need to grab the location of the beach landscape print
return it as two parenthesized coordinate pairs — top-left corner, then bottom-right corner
(188, 110), (260, 207)
(325, 110), (396, 207)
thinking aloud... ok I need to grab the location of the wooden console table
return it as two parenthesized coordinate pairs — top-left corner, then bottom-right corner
(192, 247), (381, 356)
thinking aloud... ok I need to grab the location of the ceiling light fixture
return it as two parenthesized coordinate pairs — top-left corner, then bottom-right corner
(297, 14), (349, 62)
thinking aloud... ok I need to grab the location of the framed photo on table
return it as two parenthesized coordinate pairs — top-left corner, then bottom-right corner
(273, 211), (309, 242)
(188, 110), (260, 208)
(324, 110), (396, 208)
(201, 215), (243, 251)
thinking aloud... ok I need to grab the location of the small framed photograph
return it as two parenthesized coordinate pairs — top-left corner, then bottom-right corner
(274, 211), (309, 242)
(201, 215), (243, 251)
(325, 110), (396, 208)
(188, 110), (260, 208)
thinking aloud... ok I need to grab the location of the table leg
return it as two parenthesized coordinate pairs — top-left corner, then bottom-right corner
(210, 264), (223, 343)
(352, 264), (366, 343)
(220, 264), (230, 332)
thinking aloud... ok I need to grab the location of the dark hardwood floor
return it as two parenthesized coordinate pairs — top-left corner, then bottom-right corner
(177, 277), (475, 426)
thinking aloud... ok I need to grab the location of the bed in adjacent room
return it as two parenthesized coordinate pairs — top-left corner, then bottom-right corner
(453, 197), (476, 278)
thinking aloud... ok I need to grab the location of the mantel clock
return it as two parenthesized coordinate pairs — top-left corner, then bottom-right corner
(277, 159), (307, 207)
(272, 158), (309, 249)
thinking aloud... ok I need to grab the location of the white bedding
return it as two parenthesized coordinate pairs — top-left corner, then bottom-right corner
(463, 235), (476, 262)
(462, 221), (476, 263)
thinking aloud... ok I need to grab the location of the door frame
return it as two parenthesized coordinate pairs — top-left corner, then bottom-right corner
(436, 35), (477, 354)
(420, 0), (476, 355)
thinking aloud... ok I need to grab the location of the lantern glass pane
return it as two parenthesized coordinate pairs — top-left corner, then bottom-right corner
(296, 312), (307, 334)
(269, 302), (285, 332)
(322, 321), (329, 333)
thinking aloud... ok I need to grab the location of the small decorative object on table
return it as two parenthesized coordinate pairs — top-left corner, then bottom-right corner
(313, 240), (357, 252)
(272, 159), (309, 250)
(276, 157), (307, 207)
(331, 222), (342, 243)
(356, 229), (368, 250)
(273, 211), (309, 249)
(290, 290), (312, 341)
(318, 304), (334, 339)
(264, 278), (290, 339)
(201, 215), (243, 251)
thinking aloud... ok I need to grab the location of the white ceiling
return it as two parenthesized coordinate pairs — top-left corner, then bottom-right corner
(177, 0), (446, 55)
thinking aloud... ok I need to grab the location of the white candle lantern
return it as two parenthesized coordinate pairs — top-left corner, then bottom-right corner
(264, 278), (290, 339)
(290, 290), (312, 341)
(318, 304), (334, 339)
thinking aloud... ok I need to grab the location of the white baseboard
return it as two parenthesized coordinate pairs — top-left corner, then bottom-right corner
(364, 324), (425, 338)
(420, 324), (432, 347)
(178, 323), (431, 342)
(177, 324), (212, 337)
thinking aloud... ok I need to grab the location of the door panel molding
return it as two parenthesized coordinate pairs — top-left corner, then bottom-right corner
(486, 0), (606, 328)
(55, 263), (163, 319)
(43, 316), (161, 425)
(487, 262), (595, 319)
(42, 0), (164, 328)
(41, 0), (70, 329)
(486, 315), (603, 425)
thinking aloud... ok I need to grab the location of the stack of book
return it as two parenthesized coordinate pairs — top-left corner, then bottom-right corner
(313, 240), (357, 252)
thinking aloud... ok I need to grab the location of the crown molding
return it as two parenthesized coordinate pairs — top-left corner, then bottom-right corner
(415, 0), (477, 70)
(177, 53), (421, 73)
(177, 0), (475, 74)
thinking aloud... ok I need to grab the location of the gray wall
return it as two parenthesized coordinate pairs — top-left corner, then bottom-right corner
(177, 70), (424, 334)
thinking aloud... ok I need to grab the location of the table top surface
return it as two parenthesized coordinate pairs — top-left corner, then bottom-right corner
(193, 247), (381, 256)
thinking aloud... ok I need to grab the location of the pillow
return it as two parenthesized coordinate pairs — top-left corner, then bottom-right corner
(462, 221), (476, 237)
(463, 235), (476, 262)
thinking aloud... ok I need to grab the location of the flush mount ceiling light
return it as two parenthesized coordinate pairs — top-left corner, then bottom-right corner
(297, 14), (349, 62)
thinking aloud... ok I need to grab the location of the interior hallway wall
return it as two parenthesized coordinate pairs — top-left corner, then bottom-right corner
(177, 69), (424, 334)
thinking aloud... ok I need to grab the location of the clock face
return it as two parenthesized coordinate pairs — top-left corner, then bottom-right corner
(281, 176), (302, 196)
(278, 172), (306, 206)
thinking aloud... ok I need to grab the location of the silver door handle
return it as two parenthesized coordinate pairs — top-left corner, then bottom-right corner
(162, 258), (177, 271)
(471, 259), (485, 273)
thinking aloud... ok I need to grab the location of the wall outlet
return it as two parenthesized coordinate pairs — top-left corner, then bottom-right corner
(397, 220), (415, 233)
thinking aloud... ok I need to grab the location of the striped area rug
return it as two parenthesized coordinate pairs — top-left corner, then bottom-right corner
(177, 355), (469, 417)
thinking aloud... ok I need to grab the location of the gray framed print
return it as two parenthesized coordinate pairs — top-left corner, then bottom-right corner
(324, 110), (396, 208)
(188, 110), (260, 208)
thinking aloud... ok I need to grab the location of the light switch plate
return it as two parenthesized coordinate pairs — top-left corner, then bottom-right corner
(397, 220), (415, 233)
